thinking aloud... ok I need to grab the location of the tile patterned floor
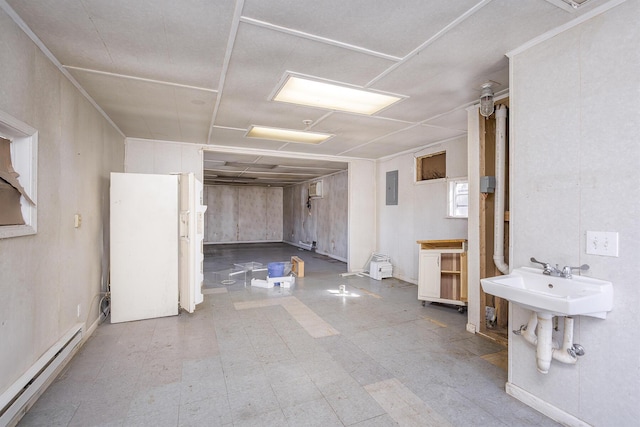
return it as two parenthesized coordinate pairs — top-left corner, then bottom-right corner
(18, 243), (559, 426)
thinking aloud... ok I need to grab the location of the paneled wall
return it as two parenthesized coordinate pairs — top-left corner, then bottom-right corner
(508, 2), (639, 424)
(283, 171), (348, 261)
(0, 9), (124, 395)
(204, 185), (283, 243)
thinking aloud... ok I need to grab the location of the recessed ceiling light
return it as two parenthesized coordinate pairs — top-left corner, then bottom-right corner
(545, 0), (591, 11)
(246, 125), (333, 144)
(563, 0), (589, 7)
(272, 75), (404, 115)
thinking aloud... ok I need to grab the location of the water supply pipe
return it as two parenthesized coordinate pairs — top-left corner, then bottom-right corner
(552, 317), (579, 365)
(520, 312), (538, 347)
(493, 105), (509, 274)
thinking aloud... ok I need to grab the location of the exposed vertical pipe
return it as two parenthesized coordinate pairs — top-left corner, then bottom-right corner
(493, 105), (509, 274)
(521, 312), (538, 347)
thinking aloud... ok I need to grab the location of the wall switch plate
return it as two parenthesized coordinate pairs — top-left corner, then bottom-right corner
(586, 231), (619, 257)
(74, 214), (82, 228)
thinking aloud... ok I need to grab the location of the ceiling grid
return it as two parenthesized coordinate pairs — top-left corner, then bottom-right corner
(1, 0), (608, 185)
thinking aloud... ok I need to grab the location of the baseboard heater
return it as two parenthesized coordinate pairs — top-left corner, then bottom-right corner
(0, 323), (83, 426)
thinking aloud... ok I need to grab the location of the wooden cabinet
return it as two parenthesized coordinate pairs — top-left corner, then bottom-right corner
(417, 239), (467, 308)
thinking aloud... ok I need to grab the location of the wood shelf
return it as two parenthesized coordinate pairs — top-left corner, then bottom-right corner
(417, 239), (467, 251)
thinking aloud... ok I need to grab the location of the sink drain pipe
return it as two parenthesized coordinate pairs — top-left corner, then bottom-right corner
(517, 312), (579, 373)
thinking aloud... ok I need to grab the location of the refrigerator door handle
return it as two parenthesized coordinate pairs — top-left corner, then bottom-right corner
(179, 210), (190, 239)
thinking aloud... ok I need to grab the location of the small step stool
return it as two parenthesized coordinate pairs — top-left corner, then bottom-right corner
(291, 256), (305, 277)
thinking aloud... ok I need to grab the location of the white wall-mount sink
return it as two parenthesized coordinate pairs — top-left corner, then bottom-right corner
(481, 267), (613, 319)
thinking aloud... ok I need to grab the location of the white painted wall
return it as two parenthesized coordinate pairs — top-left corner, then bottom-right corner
(125, 138), (202, 181)
(0, 9), (124, 395)
(348, 159), (377, 271)
(507, 1), (639, 424)
(376, 137), (468, 283)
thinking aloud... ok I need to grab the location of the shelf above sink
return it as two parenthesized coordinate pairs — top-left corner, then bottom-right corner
(481, 267), (613, 319)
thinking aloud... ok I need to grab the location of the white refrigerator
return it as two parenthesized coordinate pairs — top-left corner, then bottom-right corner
(109, 172), (207, 323)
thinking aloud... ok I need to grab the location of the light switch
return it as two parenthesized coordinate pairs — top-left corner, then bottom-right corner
(586, 231), (619, 257)
(74, 214), (82, 228)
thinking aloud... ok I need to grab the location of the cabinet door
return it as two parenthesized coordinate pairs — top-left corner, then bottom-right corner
(418, 252), (441, 299)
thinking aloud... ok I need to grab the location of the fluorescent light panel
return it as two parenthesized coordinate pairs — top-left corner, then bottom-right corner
(545, 0), (590, 10)
(246, 125), (332, 144)
(273, 75), (403, 115)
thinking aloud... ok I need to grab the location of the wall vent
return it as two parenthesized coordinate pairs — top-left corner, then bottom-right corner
(309, 180), (323, 198)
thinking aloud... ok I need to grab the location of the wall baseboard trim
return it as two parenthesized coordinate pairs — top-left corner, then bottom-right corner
(83, 314), (103, 343)
(1, 323), (83, 426)
(505, 382), (590, 427)
(204, 239), (283, 245)
(1, 316), (103, 426)
(283, 240), (347, 263)
(390, 273), (416, 285)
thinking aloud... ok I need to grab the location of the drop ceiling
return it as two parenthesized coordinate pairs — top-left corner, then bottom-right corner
(3, 0), (604, 186)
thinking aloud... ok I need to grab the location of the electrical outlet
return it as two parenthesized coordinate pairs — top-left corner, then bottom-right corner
(586, 231), (619, 257)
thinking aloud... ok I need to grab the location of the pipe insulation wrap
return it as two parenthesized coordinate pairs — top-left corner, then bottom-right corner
(553, 317), (578, 364)
(535, 313), (554, 374)
(519, 313), (578, 372)
(493, 105), (509, 274)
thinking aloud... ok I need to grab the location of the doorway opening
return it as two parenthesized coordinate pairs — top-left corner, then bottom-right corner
(201, 150), (350, 273)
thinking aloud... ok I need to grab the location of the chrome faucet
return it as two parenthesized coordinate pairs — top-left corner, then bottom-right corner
(531, 258), (589, 278)
(530, 257), (562, 276)
(560, 264), (590, 279)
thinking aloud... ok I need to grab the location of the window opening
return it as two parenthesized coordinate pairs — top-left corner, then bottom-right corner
(448, 178), (468, 218)
(0, 137), (34, 225)
(416, 151), (445, 182)
(0, 110), (38, 238)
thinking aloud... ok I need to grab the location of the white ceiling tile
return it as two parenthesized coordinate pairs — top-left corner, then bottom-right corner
(68, 68), (214, 142)
(9, 0), (234, 88)
(4, 0), (593, 181)
(423, 109), (469, 131)
(241, 0), (482, 58)
(214, 22), (398, 130)
(370, 0), (567, 121)
(342, 124), (466, 158)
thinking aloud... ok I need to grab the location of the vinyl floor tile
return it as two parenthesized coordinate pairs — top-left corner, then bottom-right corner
(18, 243), (559, 427)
